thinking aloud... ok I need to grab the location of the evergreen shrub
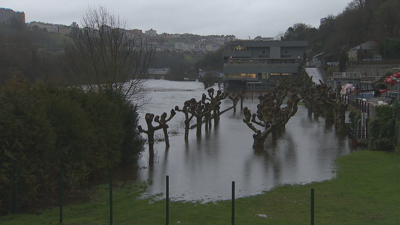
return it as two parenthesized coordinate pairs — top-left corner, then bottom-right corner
(0, 76), (144, 215)
(368, 103), (398, 151)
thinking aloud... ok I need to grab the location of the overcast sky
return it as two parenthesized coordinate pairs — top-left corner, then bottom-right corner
(4, 0), (351, 39)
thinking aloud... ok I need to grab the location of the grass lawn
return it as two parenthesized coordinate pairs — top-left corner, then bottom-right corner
(1, 150), (400, 224)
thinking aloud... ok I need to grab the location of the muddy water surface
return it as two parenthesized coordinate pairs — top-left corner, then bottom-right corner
(107, 80), (364, 202)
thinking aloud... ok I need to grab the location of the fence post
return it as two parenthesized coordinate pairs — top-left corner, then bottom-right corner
(6, 154), (18, 214)
(110, 170), (113, 225)
(232, 181), (235, 225)
(12, 161), (18, 214)
(166, 175), (169, 225)
(311, 188), (314, 225)
(60, 167), (63, 224)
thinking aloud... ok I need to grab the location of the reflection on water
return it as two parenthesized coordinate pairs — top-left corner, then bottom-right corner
(108, 80), (365, 202)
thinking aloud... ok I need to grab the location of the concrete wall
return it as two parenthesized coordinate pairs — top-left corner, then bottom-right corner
(346, 63), (400, 77)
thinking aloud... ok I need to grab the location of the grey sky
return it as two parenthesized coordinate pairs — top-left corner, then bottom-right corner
(3, 0), (351, 39)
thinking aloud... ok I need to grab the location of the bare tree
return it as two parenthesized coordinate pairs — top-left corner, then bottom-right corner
(59, 6), (155, 101)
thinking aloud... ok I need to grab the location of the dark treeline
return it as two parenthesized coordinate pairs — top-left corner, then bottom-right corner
(0, 21), (68, 86)
(150, 47), (225, 81)
(281, 0), (400, 61)
(194, 47), (224, 71)
(150, 50), (198, 80)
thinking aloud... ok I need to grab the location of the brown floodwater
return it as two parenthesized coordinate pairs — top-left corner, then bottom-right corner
(98, 80), (365, 202)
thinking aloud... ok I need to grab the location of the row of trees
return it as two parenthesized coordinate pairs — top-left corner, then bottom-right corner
(301, 83), (348, 133)
(139, 88), (236, 163)
(139, 83), (303, 156)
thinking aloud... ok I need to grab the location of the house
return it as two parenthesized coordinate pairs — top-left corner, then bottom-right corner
(222, 40), (307, 91)
(348, 41), (380, 62)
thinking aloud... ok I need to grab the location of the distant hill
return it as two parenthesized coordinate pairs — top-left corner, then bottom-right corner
(0, 23), (71, 85)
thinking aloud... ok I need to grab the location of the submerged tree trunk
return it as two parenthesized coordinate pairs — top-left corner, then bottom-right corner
(162, 126), (170, 148)
(336, 103), (348, 133)
(324, 105), (335, 124)
(148, 130), (155, 164)
(253, 134), (268, 149)
(184, 120), (190, 141)
(196, 116), (203, 136)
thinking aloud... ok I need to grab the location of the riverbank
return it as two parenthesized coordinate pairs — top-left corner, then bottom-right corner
(2, 150), (399, 224)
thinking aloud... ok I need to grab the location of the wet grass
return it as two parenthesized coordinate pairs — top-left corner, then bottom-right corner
(2, 150), (400, 224)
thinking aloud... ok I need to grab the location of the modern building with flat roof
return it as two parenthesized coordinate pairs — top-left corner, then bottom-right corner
(222, 40), (307, 91)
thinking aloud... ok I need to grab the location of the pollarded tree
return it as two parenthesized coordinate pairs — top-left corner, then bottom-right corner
(229, 89), (246, 112)
(243, 86), (300, 148)
(189, 96), (212, 136)
(138, 113), (161, 163)
(59, 6), (155, 101)
(154, 109), (176, 148)
(334, 84), (348, 133)
(301, 84), (330, 120)
(138, 110), (176, 162)
(205, 88), (228, 125)
(175, 98), (196, 141)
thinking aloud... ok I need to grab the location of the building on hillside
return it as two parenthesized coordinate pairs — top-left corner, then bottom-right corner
(320, 18), (327, 26)
(307, 52), (326, 67)
(254, 36), (274, 41)
(168, 33), (181, 38)
(222, 40), (307, 91)
(175, 42), (195, 51)
(57, 25), (71, 35)
(145, 28), (157, 37)
(30, 21), (58, 33)
(205, 44), (220, 52)
(198, 70), (223, 78)
(348, 41), (380, 62)
(225, 35), (236, 42)
(0, 8), (25, 24)
(160, 32), (169, 38)
(147, 68), (170, 79)
(130, 29), (142, 37)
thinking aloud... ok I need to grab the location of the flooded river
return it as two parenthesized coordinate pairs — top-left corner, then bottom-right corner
(111, 80), (363, 202)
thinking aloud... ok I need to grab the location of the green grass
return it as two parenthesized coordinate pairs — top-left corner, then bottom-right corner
(2, 150), (400, 224)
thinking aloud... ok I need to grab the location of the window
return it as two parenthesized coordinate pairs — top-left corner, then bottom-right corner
(226, 73), (241, 78)
(248, 73), (257, 78)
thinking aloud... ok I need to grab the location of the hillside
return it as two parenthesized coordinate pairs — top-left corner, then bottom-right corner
(0, 23), (71, 85)
(280, 0), (400, 62)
